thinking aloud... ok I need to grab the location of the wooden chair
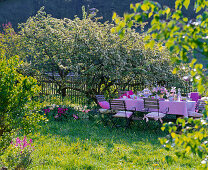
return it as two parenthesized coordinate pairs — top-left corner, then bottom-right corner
(143, 98), (169, 124)
(95, 95), (106, 102)
(109, 99), (135, 128)
(95, 95), (111, 114)
(95, 95), (112, 125)
(188, 99), (205, 118)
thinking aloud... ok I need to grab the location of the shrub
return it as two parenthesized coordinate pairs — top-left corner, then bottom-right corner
(41, 105), (80, 121)
(0, 55), (46, 153)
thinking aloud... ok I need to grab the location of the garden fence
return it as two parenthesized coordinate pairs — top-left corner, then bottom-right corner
(37, 76), (193, 105)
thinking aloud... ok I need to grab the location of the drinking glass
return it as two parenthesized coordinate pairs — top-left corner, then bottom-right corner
(187, 93), (191, 100)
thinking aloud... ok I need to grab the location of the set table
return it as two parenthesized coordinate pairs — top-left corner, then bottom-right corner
(116, 98), (196, 118)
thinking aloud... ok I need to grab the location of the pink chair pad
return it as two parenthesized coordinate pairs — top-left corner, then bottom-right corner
(113, 111), (133, 118)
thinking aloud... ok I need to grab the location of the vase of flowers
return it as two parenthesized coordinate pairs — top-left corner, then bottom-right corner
(168, 87), (176, 101)
(152, 86), (168, 99)
(142, 88), (152, 98)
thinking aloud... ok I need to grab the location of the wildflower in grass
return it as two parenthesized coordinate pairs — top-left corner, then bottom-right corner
(73, 114), (79, 120)
(0, 136), (34, 169)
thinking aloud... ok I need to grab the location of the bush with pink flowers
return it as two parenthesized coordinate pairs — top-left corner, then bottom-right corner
(41, 105), (93, 121)
(0, 136), (34, 169)
(41, 105), (80, 121)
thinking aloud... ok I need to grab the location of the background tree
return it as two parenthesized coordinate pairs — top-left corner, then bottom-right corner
(16, 7), (186, 102)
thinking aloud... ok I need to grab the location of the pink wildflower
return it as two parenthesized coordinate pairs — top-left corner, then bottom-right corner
(16, 137), (21, 144)
(85, 109), (90, 113)
(73, 114), (79, 119)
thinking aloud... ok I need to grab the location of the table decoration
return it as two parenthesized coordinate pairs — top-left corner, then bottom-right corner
(152, 86), (168, 99)
(142, 88), (152, 98)
(169, 87), (176, 101)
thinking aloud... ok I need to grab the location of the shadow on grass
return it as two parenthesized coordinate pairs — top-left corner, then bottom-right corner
(37, 118), (168, 148)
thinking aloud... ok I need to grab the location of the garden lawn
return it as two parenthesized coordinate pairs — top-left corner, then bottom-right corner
(28, 120), (201, 169)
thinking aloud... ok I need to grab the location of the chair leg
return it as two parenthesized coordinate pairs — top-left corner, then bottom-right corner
(125, 118), (133, 129)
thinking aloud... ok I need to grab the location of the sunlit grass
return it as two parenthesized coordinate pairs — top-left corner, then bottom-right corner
(26, 119), (201, 169)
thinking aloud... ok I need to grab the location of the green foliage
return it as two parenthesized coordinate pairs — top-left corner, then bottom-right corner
(0, 55), (46, 152)
(112, 0), (208, 166)
(14, 7), (185, 102)
(160, 118), (208, 167)
(0, 23), (20, 58)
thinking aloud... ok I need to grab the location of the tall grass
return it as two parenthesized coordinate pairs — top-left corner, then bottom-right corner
(27, 119), (201, 169)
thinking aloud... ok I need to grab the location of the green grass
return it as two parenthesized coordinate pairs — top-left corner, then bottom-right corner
(26, 119), (201, 169)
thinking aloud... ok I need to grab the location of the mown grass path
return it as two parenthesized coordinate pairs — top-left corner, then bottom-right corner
(29, 120), (200, 169)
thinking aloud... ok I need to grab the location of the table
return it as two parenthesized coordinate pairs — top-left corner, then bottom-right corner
(116, 98), (196, 117)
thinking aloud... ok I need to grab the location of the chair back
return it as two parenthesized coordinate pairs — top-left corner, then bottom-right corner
(196, 99), (206, 113)
(143, 98), (159, 112)
(109, 100), (127, 111)
(96, 95), (106, 102)
(190, 92), (200, 102)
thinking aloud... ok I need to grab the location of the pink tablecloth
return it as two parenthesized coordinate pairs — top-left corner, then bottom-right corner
(117, 99), (196, 117)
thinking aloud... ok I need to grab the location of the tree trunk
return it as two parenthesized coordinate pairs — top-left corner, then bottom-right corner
(61, 87), (67, 98)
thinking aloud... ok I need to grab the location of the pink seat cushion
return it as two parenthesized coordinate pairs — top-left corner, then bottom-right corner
(113, 111), (133, 118)
(98, 101), (110, 109)
(190, 92), (200, 102)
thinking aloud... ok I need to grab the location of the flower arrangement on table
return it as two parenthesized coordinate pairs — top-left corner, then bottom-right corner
(168, 87), (177, 101)
(151, 86), (169, 99)
(140, 88), (152, 98)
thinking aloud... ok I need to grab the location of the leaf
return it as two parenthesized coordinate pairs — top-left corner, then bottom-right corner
(148, 40), (155, 48)
(130, 3), (134, 9)
(127, 21), (133, 28)
(111, 27), (116, 33)
(172, 126), (177, 132)
(161, 127), (165, 131)
(183, 0), (190, 9)
(185, 146), (191, 153)
(172, 67), (178, 74)
(166, 8), (170, 15)
(148, 12), (153, 18)
(171, 132), (176, 138)
(183, 17), (188, 22)
(112, 12), (117, 20)
(141, 4), (150, 11)
(175, 0), (183, 9)
(196, 6), (202, 13)
(190, 58), (197, 68)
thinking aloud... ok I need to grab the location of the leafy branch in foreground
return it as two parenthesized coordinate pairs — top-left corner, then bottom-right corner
(112, 0), (208, 167)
